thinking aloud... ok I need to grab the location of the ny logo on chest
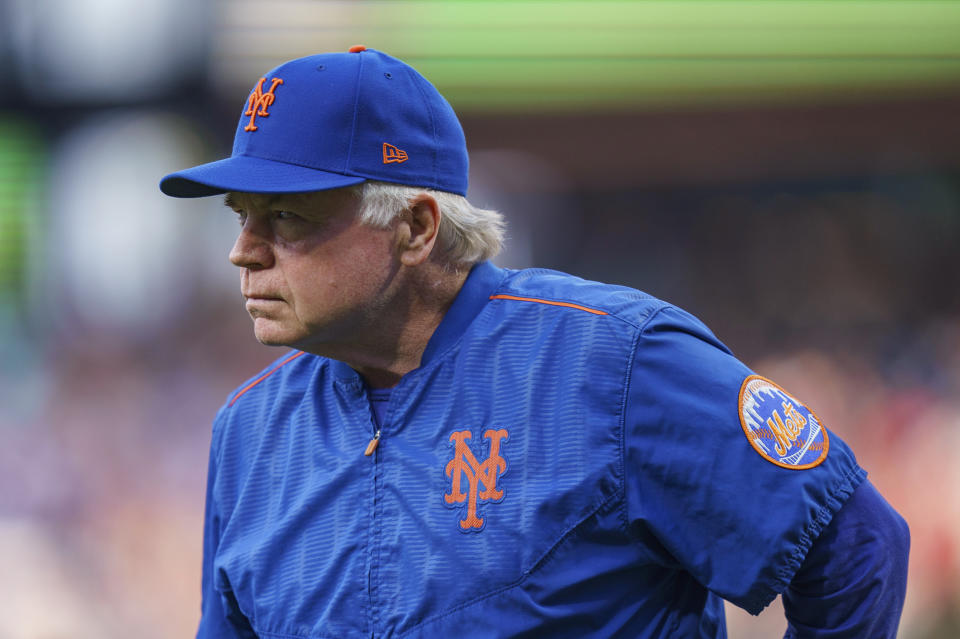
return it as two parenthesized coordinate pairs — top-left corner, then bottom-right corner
(443, 429), (508, 532)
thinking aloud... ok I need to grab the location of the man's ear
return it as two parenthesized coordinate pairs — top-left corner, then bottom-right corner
(397, 194), (441, 266)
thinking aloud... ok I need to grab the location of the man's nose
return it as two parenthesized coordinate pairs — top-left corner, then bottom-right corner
(229, 219), (274, 269)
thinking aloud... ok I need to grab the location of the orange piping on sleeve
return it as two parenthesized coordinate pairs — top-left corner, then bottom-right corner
(229, 351), (306, 407)
(489, 294), (608, 316)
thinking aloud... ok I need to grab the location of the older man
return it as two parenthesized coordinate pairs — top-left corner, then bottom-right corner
(161, 47), (908, 638)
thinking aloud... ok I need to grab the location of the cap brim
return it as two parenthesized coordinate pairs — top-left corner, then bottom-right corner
(159, 155), (367, 198)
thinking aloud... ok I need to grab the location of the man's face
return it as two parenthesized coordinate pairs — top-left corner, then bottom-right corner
(226, 188), (399, 352)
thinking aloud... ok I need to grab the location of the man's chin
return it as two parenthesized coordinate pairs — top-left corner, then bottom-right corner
(252, 320), (301, 348)
(255, 334), (296, 347)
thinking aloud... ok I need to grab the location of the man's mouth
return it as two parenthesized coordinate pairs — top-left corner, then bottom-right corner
(243, 291), (283, 301)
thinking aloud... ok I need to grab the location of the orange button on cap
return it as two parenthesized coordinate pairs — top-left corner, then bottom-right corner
(348, 45), (367, 53)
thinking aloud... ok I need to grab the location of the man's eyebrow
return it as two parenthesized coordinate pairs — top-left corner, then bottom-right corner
(224, 193), (288, 210)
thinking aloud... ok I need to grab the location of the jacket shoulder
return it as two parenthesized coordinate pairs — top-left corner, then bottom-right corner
(222, 350), (317, 410)
(495, 267), (669, 329)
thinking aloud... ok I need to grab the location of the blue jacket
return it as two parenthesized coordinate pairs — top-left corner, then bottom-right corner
(198, 262), (884, 638)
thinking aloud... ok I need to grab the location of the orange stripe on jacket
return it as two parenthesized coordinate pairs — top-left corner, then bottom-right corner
(489, 294), (608, 316)
(229, 351), (306, 407)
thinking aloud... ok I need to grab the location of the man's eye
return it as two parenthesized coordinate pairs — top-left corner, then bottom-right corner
(274, 210), (298, 221)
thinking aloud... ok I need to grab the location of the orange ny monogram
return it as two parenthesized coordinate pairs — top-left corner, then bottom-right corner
(444, 429), (508, 531)
(244, 77), (284, 132)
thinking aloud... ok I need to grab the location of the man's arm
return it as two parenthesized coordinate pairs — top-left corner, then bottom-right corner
(783, 479), (910, 638)
(197, 433), (257, 639)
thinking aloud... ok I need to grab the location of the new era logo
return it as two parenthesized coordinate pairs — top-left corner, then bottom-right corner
(382, 143), (409, 164)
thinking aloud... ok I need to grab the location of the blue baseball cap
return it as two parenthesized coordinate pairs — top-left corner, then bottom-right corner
(160, 46), (469, 197)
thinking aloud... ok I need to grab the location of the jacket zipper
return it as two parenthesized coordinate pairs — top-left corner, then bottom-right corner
(364, 430), (381, 456)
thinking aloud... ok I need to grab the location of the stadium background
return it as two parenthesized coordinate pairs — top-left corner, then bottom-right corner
(1, 1), (958, 636)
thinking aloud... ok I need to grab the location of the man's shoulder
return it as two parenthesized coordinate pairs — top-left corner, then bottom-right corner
(221, 350), (321, 412)
(493, 266), (669, 329)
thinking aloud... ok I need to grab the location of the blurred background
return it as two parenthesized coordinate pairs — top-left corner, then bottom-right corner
(1, 0), (958, 636)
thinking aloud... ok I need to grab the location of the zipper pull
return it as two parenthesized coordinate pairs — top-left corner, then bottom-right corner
(364, 430), (381, 456)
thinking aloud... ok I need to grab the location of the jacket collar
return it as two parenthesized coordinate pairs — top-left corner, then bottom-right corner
(331, 260), (507, 383)
(420, 260), (506, 366)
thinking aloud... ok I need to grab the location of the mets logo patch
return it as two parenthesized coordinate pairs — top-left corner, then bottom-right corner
(443, 428), (508, 532)
(738, 375), (829, 470)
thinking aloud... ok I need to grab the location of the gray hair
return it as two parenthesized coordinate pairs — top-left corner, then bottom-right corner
(354, 181), (505, 266)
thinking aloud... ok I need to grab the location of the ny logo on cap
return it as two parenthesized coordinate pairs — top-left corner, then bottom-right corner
(244, 77), (284, 132)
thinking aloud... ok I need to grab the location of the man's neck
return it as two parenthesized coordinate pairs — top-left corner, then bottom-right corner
(310, 264), (469, 388)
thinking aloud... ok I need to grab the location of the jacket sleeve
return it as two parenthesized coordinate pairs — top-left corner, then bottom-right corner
(196, 413), (258, 639)
(624, 305), (866, 614)
(783, 479), (910, 638)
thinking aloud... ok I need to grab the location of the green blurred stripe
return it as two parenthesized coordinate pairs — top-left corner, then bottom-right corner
(217, 0), (960, 109)
(0, 119), (44, 298)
